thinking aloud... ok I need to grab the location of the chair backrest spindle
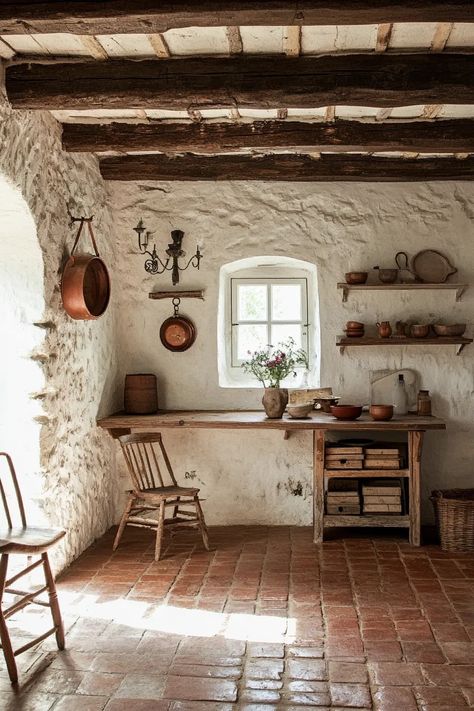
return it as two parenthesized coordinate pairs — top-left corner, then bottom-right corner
(118, 433), (177, 492)
(0, 452), (27, 528)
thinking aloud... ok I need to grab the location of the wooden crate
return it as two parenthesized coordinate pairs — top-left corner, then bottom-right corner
(326, 458), (364, 470)
(364, 457), (401, 470)
(327, 502), (361, 515)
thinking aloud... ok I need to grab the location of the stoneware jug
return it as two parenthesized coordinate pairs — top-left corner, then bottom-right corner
(376, 321), (392, 338)
(262, 388), (288, 419)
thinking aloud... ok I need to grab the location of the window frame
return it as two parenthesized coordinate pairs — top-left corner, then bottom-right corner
(230, 277), (309, 368)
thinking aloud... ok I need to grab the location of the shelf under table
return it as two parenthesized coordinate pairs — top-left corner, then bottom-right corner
(324, 514), (410, 528)
(325, 469), (409, 478)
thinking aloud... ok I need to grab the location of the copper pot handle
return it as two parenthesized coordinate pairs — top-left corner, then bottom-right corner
(70, 218), (100, 257)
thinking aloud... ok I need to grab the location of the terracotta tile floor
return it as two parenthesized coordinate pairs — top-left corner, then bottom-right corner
(1, 526), (474, 710)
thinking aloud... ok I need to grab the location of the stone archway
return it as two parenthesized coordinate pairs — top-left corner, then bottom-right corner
(0, 173), (46, 522)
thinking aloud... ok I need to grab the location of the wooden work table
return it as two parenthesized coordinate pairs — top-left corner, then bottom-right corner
(98, 410), (446, 546)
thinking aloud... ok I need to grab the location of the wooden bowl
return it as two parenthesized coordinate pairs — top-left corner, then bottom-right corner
(369, 404), (394, 421)
(432, 323), (466, 337)
(345, 272), (368, 285)
(330, 404), (362, 420)
(287, 403), (314, 419)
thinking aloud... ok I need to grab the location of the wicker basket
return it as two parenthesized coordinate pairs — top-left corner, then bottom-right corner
(431, 489), (474, 552)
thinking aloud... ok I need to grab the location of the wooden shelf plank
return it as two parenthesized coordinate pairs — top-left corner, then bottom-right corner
(337, 282), (467, 302)
(325, 469), (409, 478)
(149, 290), (204, 300)
(324, 514), (409, 528)
(337, 335), (472, 355)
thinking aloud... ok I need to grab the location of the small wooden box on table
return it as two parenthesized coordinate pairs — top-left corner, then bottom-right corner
(97, 410), (446, 547)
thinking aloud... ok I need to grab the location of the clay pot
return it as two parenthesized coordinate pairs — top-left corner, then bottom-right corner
(377, 321), (392, 338)
(262, 388), (288, 419)
(345, 272), (368, 285)
(369, 404), (394, 421)
(410, 324), (430, 338)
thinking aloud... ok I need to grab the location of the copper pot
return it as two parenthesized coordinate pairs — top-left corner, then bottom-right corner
(61, 218), (110, 320)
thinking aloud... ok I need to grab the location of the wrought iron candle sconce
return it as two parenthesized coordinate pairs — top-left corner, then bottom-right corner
(133, 219), (202, 285)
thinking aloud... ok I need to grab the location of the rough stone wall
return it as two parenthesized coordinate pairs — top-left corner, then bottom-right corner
(0, 95), (122, 572)
(110, 180), (474, 525)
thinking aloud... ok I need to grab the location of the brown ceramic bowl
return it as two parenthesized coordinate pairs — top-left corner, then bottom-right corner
(410, 324), (430, 338)
(345, 272), (368, 285)
(377, 268), (398, 284)
(369, 404), (394, 421)
(344, 330), (365, 338)
(346, 321), (364, 329)
(330, 404), (363, 420)
(432, 323), (466, 337)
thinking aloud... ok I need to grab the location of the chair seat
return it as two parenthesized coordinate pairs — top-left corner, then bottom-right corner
(0, 527), (66, 554)
(132, 485), (199, 500)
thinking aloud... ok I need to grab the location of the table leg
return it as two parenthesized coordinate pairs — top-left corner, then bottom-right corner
(409, 430), (424, 546)
(313, 430), (325, 544)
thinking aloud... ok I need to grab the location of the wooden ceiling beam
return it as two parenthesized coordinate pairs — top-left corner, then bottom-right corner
(62, 119), (474, 154)
(7, 54), (474, 110)
(1, 2), (473, 34)
(99, 153), (474, 181)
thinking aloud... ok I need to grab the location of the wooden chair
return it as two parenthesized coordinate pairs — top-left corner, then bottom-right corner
(0, 452), (66, 684)
(114, 433), (210, 561)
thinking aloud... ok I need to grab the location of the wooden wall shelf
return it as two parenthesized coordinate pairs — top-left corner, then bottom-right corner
(337, 282), (467, 302)
(149, 290), (204, 300)
(337, 335), (472, 355)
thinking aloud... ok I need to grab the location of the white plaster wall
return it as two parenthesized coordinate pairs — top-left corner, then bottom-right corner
(110, 180), (474, 526)
(0, 95), (122, 571)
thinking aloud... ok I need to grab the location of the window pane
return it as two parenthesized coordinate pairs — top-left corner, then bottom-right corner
(237, 324), (268, 360)
(271, 324), (302, 350)
(271, 284), (301, 321)
(237, 284), (267, 321)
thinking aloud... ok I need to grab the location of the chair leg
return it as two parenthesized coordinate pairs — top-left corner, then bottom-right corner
(154, 501), (165, 562)
(42, 553), (65, 650)
(0, 555), (18, 684)
(173, 496), (180, 520)
(113, 494), (135, 552)
(194, 495), (210, 551)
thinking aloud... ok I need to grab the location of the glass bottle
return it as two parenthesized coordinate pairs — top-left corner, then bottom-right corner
(393, 373), (408, 415)
(417, 389), (432, 416)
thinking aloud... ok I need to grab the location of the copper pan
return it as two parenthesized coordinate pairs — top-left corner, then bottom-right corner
(61, 218), (110, 320)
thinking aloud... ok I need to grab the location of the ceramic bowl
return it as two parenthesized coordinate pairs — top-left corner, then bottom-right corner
(369, 404), (394, 421)
(287, 403), (314, 419)
(346, 321), (364, 329)
(345, 272), (368, 285)
(377, 268), (398, 284)
(433, 323), (466, 337)
(410, 324), (430, 338)
(330, 404), (363, 420)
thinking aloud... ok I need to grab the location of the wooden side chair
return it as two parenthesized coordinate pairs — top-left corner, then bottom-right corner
(114, 432), (210, 561)
(0, 452), (66, 684)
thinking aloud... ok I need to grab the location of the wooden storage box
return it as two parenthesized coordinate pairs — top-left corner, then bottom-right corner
(326, 453), (364, 470)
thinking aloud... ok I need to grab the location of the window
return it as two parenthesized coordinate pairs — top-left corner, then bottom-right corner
(231, 278), (308, 366)
(218, 256), (320, 388)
